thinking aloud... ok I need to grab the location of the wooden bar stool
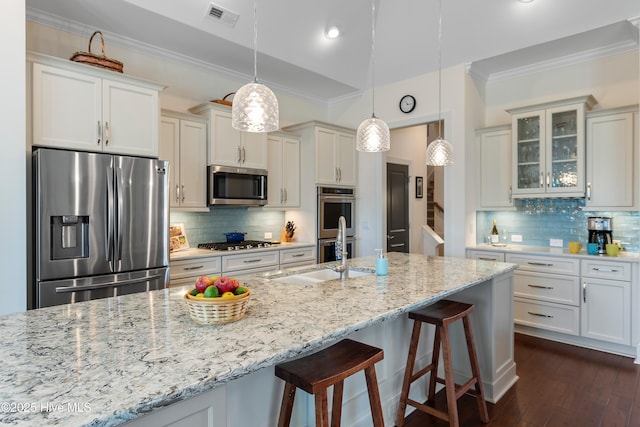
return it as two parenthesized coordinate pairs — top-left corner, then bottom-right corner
(275, 338), (385, 427)
(395, 300), (489, 427)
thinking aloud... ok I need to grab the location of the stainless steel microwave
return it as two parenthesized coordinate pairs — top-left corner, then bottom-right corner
(208, 165), (268, 206)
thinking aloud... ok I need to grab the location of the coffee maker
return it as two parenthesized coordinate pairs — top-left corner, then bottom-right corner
(588, 217), (613, 255)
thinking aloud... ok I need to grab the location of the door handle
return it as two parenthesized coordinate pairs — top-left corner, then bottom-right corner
(237, 146), (242, 163)
(97, 121), (102, 145)
(539, 171), (544, 188)
(586, 183), (591, 201)
(105, 121), (110, 145)
(181, 185), (185, 202)
(55, 274), (163, 293)
(242, 147), (246, 163)
(176, 185), (180, 203)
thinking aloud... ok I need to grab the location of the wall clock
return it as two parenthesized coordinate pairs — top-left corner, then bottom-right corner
(399, 95), (416, 113)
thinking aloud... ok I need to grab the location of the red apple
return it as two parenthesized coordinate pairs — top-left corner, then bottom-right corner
(195, 275), (213, 293)
(214, 276), (237, 294)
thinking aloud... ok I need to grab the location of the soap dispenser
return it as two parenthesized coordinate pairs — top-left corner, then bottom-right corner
(375, 249), (388, 276)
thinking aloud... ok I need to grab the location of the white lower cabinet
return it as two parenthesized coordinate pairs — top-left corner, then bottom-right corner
(279, 246), (316, 268)
(222, 251), (280, 276)
(472, 248), (638, 357)
(580, 259), (631, 345)
(168, 256), (221, 288)
(122, 385), (226, 427)
(507, 253), (581, 335)
(466, 250), (505, 262)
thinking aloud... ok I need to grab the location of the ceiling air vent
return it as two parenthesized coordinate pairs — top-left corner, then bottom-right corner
(207, 3), (239, 27)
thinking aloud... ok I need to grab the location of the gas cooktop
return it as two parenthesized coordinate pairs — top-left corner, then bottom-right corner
(197, 240), (278, 251)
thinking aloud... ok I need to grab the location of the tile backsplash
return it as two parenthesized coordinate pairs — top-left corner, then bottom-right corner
(476, 199), (640, 252)
(170, 208), (286, 245)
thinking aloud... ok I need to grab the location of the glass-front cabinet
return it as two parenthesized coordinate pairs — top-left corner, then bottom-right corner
(510, 95), (596, 198)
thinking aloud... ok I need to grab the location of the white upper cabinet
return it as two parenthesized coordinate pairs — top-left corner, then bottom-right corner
(30, 53), (162, 157)
(160, 112), (208, 211)
(190, 103), (267, 170)
(284, 121), (357, 187)
(266, 132), (300, 208)
(476, 125), (513, 210)
(509, 95), (596, 199)
(584, 106), (638, 210)
(314, 126), (356, 186)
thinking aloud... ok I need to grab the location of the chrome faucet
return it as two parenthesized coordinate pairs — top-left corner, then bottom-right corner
(334, 215), (349, 279)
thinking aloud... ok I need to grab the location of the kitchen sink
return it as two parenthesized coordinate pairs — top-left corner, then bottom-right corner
(271, 268), (373, 284)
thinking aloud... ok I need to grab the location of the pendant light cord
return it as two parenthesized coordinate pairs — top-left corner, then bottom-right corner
(370, 0), (376, 118)
(437, 0), (443, 138)
(253, 0), (258, 82)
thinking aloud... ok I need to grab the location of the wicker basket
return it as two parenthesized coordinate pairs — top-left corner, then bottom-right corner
(70, 31), (124, 73)
(184, 290), (251, 324)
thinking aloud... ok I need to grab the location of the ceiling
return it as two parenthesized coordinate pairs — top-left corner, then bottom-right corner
(26, 0), (640, 102)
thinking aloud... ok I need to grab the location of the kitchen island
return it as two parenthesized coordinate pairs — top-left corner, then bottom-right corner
(0, 253), (516, 426)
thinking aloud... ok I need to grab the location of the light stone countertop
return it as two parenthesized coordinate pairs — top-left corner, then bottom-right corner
(0, 253), (516, 426)
(467, 244), (640, 262)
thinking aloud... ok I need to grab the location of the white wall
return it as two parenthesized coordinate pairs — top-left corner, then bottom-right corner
(1, 1), (26, 314)
(331, 63), (471, 258)
(484, 50), (639, 126)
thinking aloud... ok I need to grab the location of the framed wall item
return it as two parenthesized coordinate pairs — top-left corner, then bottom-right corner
(416, 176), (424, 198)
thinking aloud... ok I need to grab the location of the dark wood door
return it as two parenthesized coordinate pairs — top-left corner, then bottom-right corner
(386, 163), (409, 253)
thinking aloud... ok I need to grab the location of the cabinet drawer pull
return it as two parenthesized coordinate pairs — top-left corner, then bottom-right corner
(291, 253), (305, 258)
(527, 284), (553, 290)
(583, 282), (587, 303)
(184, 265), (204, 271)
(478, 257), (498, 261)
(528, 311), (554, 318)
(527, 262), (554, 267)
(243, 258), (262, 263)
(592, 267), (619, 273)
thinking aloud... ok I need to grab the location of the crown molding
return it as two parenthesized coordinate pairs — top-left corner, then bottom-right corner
(25, 8), (332, 105)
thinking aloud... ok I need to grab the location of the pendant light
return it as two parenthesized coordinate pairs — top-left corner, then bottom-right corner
(231, 0), (279, 133)
(426, 0), (454, 166)
(356, 0), (390, 152)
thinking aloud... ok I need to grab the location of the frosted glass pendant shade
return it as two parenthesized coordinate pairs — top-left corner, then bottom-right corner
(356, 116), (390, 152)
(426, 137), (454, 166)
(231, 81), (279, 133)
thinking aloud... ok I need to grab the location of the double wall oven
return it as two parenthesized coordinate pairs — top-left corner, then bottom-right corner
(317, 187), (355, 263)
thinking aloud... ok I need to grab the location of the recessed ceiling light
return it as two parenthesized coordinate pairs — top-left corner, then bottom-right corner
(325, 25), (341, 39)
(518, 0), (535, 3)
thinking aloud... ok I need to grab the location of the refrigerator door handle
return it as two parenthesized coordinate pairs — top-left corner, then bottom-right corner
(106, 166), (115, 270)
(115, 167), (123, 263)
(54, 274), (163, 293)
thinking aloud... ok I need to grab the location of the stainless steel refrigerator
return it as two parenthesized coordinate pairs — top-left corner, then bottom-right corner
(34, 148), (169, 308)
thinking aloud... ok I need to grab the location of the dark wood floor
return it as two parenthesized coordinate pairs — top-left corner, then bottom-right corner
(401, 333), (640, 427)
